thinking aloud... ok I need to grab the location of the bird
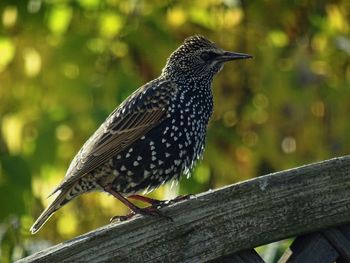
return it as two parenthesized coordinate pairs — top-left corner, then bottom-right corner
(30, 35), (252, 234)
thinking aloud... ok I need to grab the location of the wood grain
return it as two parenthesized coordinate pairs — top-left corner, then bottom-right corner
(18, 156), (350, 263)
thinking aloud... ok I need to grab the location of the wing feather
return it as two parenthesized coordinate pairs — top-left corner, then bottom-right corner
(51, 79), (177, 194)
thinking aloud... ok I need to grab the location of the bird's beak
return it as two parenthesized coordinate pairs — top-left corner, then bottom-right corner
(218, 51), (253, 62)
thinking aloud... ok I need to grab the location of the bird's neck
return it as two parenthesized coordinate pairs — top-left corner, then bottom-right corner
(160, 71), (215, 89)
(160, 73), (214, 124)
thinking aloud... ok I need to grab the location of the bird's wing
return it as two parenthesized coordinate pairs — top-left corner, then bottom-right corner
(51, 79), (178, 194)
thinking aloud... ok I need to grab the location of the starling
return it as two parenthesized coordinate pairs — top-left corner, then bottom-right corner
(30, 35), (252, 234)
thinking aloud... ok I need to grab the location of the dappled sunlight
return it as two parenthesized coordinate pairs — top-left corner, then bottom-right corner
(23, 48), (42, 77)
(2, 6), (17, 28)
(2, 114), (23, 154)
(0, 38), (15, 72)
(48, 5), (73, 35)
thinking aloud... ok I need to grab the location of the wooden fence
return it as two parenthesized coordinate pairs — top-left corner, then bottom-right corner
(17, 156), (350, 262)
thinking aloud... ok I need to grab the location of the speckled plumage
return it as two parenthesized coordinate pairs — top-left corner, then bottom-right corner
(30, 35), (252, 234)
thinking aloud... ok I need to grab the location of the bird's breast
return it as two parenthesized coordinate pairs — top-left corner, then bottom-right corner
(93, 84), (214, 194)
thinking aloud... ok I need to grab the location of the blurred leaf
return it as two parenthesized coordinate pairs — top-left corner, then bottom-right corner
(0, 155), (31, 220)
(48, 5), (73, 35)
(99, 12), (123, 38)
(0, 38), (15, 72)
(78, 0), (100, 10)
(0, 155), (31, 189)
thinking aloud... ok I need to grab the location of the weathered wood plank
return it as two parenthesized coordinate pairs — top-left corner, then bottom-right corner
(18, 156), (350, 263)
(322, 227), (350, 261)
(278, 233), (338, 263)
(334, 225), (350, 263)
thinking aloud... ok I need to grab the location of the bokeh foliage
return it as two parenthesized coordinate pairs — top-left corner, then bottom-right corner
(0, 0), (349, 261)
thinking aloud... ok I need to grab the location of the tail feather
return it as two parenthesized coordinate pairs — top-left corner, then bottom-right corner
(30, 190), (71, 234)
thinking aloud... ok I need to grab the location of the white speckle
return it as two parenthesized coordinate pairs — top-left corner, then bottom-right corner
(128, 148), (133, 153)
(126, 176), (133, 182)
(152, 156), (157, 161)
(129, 182), (137, 187)
(174, 136), (178, 141)
(141, 136), (146, 140)
(150, 141), (154, 146)
(121, 165), (127, 171)
(150, 163), (156, 169)
(165, 169), (171, 174)
(165, 153), (171, 158)
(127, 170), (133, 176)
(116, 154), (121, 159)
(174, 160), (181, 166)
(158, 160), (163, 165)
(144, 170), (150, 177)
(126, 153), (130, 158)
(137, 156), (142, 161)
(151, 151), (156, 156)
(133, 161), (139, 166)
(166, 143), (171, 148)
(162, 138), (166, 143)
(179, 144), (183, 149)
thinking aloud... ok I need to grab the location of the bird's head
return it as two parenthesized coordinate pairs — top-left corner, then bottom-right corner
(162, 35), (252, 81)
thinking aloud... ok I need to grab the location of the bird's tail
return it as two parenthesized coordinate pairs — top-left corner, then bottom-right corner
(30, 189), (73, 234)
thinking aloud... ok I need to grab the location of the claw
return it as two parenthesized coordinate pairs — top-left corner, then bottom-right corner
(140, 206), (173, 222)
(153, 193), (194, 208)
(105, 186), (190, 224)
(128, 193), (194, 209)
(172, 193), (194, 202)
(110, 206), (173, 223)
(110, 214), (132, 223)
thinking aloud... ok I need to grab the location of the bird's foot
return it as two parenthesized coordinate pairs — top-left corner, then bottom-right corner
(128, 193), (194, 209)
(151, 194), (194, 208)
(110, 206), (173, 223)
(107, 189), (193, 223)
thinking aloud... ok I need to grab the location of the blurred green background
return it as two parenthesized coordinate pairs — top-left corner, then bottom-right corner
(0, 0), (349, 262)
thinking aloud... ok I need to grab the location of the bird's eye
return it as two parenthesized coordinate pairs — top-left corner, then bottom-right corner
(200, 51), (218, 61)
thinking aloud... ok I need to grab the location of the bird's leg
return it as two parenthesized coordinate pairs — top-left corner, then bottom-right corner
(128, 194), (194, 208)
(103, 185), (172, 222)
(127, 195), (163, 206)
